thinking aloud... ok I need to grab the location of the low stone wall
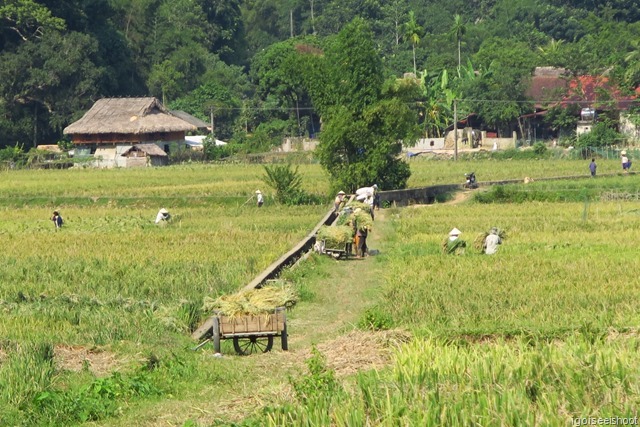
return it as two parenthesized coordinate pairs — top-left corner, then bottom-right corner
(192, 207), (337, 341)
(378, 184), (461, 207)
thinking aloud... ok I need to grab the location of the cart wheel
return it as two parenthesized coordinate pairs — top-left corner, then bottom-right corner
(212, 317), (221, 353)
(281, 322), (288, 351)
(233, 336), (273, 355)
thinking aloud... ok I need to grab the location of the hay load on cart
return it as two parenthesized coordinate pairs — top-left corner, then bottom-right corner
(202, 285), (297, 355)
(316, 225), (354, 258)
(316, 202), (374, 259)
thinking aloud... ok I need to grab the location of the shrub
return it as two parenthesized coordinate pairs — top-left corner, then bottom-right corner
(262, 163), (324, 205)
(532, 142), (547, 155)
(290, 346), (343, 403)
(358, 306), (393, 330)
(575, 122), (624, 148)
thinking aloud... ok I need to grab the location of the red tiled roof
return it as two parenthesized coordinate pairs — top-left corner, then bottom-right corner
(563, 75), (636, 110)
(526, 68), (637, 111)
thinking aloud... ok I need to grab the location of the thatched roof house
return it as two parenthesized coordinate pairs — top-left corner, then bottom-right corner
(63, 97), (196, 144)
(169, 110), (211, 132)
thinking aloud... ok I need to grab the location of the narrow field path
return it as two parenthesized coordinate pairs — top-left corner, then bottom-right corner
(103, 209), (397, 426)
(193, 209), (396, 424)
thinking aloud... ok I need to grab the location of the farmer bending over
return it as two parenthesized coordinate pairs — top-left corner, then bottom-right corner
(444, 228), (466, 255)
(51, 211), (64, 229)
(483, 227), (502, 255)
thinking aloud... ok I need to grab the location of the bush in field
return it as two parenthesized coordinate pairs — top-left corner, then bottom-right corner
(202, 136), (239, 160)
(575, 122), (624, 148)
(262, 163), (323, 205)
(0, 144), (24, 165)
(532, 141), (547, 155)
(290, 347), (343, 403)
(358, 306), (393, 330)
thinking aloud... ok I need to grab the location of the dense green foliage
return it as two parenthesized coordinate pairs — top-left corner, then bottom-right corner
(2, 160), (640, 425)
(314, 19), (419, 191)
(1, 0), (639, 152)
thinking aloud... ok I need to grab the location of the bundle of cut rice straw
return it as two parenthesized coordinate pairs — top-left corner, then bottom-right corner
(317, 225), (354, 247)
(203, 284), (298, 317)
(347, 201), (371, 212)
(352, 209), (373, 231)
(473, 228), (507, 252)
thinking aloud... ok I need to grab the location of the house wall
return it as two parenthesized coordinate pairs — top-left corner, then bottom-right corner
(482, 131), (517, 150)
(409, 138), (446, 150)
(149, 156), (168, 166)
(76, 141), (177, 168)
(126, 156), (147, 167)
(275, 137), (320, 152)
(72, 132), (185, 144)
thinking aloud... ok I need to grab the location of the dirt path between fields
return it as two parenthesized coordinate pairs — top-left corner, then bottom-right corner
(84, 195), (474, 426)
(119, 209), (400, 426)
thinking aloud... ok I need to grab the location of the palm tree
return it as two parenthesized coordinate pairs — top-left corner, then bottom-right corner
(449, 14), (466, 75)
(403, 11), (423, 76)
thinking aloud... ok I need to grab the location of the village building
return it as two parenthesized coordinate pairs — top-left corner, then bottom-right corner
(523, 67), (639, 143)
(63, 97), (198, 168)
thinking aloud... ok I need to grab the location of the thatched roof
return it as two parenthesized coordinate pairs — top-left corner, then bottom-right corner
(169, 110), (211, 131)
(63, 98), (196, 135)
(122, 143), (168, 157)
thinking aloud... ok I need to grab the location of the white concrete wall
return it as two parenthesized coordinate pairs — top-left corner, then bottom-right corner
(408, 138), (446, 150)
(275, 138), (319, 152)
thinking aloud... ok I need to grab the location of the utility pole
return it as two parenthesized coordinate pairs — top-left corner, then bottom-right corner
(33, 104), (38, 148)
(453, 99), (458, 161)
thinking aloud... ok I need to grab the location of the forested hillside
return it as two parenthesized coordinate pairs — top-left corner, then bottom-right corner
(1, 0), (639, 149)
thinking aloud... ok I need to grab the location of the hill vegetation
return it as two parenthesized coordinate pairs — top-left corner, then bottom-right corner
(1, 0), (639, 151)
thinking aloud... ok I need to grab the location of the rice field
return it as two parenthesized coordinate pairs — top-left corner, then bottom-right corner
(0, 163), (329, 424)
(1, 159), (639, 425)
(244, 173), (640, 426)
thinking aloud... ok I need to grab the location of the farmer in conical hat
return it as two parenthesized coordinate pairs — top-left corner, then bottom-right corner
(334, 190), (346, 212)
(621, 151), (631, 172)
(255, 190), (264, 207)
(155, 208), (171, 224)
(444, 227), (466, 254)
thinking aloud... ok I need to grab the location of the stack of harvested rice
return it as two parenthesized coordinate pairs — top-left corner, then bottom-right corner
(347, 201), (371, 213)
(473, 228), (507, 252)
(203, 285), (297, 317)
(352, 209), (373, 231)
(317, 225), (354, 247)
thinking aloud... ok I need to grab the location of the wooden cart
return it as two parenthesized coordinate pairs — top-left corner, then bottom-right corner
(211, 307), (288, 355)
(321, 240), (353, 259)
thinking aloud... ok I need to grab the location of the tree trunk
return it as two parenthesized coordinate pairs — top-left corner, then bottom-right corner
(412, 45), (417, 75)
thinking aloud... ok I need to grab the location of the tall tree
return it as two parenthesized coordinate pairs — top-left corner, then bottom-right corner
(449, 14), (466, 74)
(402, 11), (422, 75)
(0, 31), (103, 146)
(315, 18), (419, 191)
(0, 0), (65, 43)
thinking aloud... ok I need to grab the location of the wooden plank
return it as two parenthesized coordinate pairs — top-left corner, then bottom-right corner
(192, 316), (215, 340)
(219, 312), (285, 335)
